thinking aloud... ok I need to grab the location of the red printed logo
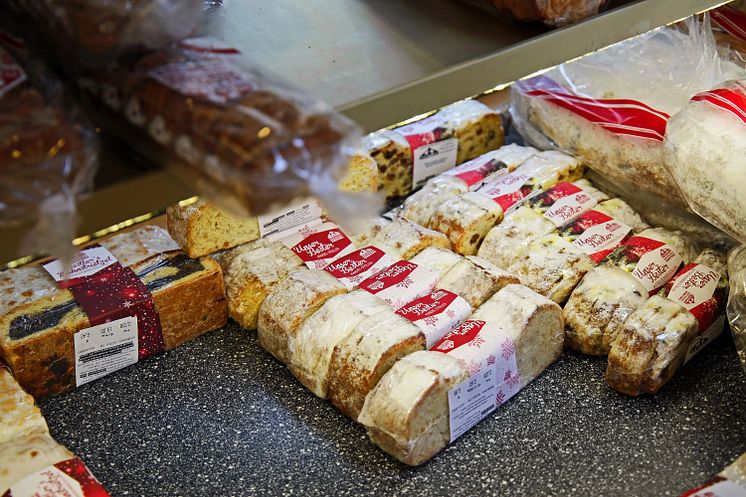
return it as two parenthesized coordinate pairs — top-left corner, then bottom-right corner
(359, 260), (418, 294)
(291, 229), (352, 263)
(667, 263), (724, 332)
(150, 59), (254, 104)
(324, 246), (386, 278)
(3, 458), (112, 497)
(431, 319), (486, 353)
(396, 289), (459, 321)
(517, 76), (670, 141)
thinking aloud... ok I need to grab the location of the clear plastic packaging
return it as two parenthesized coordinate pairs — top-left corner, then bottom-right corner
(727, 245), (746, 374)
(606, 249), (729, 396)
(459, 0), (609, 26)
(77, 37), (375, 228)
(0, 36), (98, 262)
(511, 16), (746, 211)
(664, 79), (746, 246)
(7, 0), (204, 62)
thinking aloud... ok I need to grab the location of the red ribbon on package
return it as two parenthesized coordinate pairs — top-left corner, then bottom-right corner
(42, 245), (165, 359)
(691, 83), (746, 126)
(517, 75), (670, 141)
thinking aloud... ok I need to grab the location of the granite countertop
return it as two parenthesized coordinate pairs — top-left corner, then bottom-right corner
(39, 322), (746, 497)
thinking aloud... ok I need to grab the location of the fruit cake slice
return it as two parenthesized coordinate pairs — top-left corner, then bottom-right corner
(0, 227), (227, 398)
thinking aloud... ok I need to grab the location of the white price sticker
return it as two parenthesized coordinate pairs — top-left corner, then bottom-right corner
(412, 138), (459, 188)
(258, 199), (323, 238)
(74, 316), (138, 387)
(447, 362), (498, 443)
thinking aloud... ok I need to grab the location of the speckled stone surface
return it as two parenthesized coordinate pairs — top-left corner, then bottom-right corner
(39, 323), (745, 497)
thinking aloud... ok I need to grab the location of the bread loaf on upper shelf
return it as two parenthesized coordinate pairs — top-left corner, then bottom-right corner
(0, 368), (48, 444)
(0, 226), (227, 398)
(365, 100), (504, 200)
(460, 0), (609, 25)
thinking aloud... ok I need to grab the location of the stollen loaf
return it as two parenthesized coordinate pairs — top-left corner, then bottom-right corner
(401, 145), (537, 226)
(565, 228), (695, 355)
(257, 269), (347, 364)
(477, 178), (609, 269)
(371, 218), (451, 260)
(438, 256), (520, 308)
(428, 151), (584, 255)
(409, 247), (463, 280)
(0, 226), (227, 398)
(328, 309), (425, 420)
(219, 239), (303, 330)
(508, 200), (639, 304)
(665, 80), (746, 243)
(288, 290), (391, 399)
(606, 250), (728, 396)
(0, 368), (48, 444)
(359, 284), (564, 466)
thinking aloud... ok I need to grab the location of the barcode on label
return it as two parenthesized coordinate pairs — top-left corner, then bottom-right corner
(74, 316), (139, 387)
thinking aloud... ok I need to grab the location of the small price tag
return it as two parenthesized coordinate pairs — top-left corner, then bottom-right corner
(74, 316), (138, 387)
(448, 362), (498, 443)
(412, 138), (459, 188)
(258, 199), (323, 238)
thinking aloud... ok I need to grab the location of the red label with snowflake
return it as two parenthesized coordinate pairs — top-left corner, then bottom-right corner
(323, 246), (397, 290)
(691, 82), (746, 126)
(396, 289), (472, 347)
(42, 245), (165, 362)
(0, 46), (26, 100)
(540, 185), (598, 228)
(359, 260), (438, 310)
(565, 210), (633, 263)
(442, 153), (507, 188)
(713, 5), (746, 42)
(516, 75), (670, 141)
(666, 263), (726, 333)
(283, 223), (355, 270)
(3, 458), (111, 497)
(604, 236), (684, 295)
(436, 319), (522, 442)
(478, 170), (536, 213)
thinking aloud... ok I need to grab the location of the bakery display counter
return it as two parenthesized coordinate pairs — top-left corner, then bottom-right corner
(39, 321), (745, 497)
